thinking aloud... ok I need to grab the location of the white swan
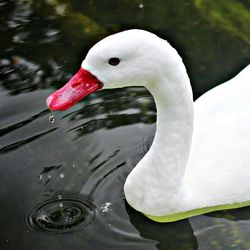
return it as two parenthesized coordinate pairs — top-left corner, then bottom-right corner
(46, 30), (250, 222)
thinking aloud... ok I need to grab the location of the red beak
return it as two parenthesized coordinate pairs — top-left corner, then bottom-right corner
(46, 68), (103, 111)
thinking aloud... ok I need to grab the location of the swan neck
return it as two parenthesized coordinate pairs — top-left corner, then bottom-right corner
(124, 44), (194, 216)
(145, 74), (194, 188)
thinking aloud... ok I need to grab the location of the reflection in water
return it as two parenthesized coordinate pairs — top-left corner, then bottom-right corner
(0, 56), (70, 95)
(0, 0), (250, 249)
(190, 211), (250, 250)
(127, 203), (198, 249)
(66, 88), (156, 137)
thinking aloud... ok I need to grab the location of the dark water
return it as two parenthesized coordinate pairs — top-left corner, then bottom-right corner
(0, 0), (250, 249)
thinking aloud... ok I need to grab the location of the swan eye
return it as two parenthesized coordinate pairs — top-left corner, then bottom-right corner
(108, 57), (120, 66)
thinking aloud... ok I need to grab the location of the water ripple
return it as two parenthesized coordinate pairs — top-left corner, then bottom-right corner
(0, 128), (57, 153)
(26, 193), (98, 234)
(0, 109), (48, 137)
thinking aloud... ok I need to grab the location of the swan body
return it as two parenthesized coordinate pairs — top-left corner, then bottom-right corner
(47, 30), (250, 222)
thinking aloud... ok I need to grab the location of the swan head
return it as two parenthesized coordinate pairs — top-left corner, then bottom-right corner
(47, 29), (181, 110)
(82, 29), (164, 89)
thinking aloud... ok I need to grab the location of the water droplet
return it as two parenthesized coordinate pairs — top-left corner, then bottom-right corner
(49, 111), (55, 123)
(59, 202), (64, 208)
(39, 173), (52, 183)
(58, 195), (62, 200)
(59, 172), (64, 178)
(101, 202), (112, 213)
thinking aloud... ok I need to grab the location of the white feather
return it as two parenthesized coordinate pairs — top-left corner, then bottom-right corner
(82, 29), (250, 216)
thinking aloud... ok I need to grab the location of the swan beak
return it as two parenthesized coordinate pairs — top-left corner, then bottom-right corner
(46, 68), (103, 111)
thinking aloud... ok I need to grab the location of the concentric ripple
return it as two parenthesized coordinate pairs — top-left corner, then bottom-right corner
(26, 193), (98, 234)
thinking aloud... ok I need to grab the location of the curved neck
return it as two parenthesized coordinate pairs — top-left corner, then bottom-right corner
(124, 44), (194, 215)
(143, 69), (194, 190)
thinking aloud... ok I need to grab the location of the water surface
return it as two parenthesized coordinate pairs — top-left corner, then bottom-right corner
(0, 0), (250, 249)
